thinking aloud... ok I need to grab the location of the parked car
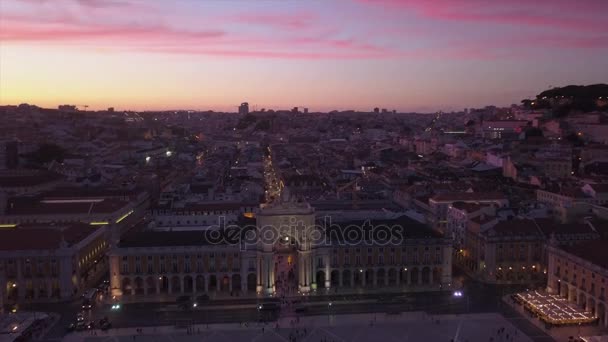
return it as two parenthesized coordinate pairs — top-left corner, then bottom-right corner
(81, 299), (93, 310)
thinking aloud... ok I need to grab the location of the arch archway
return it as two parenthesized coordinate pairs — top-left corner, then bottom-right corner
(330, 270), (340, 287)
(183, 275), (193, 293)
(146, 276), (156, 294)
(495, 269), (503, 281)
(247, 273), (256, 292)
(220, 275), (230, 292)
(365, 269), (374, 287)
(8, 283), (19, 300)
(232, 274), (242, 292)
(159, 276), (168, 293)
(209, 275), (217, 291)
(578, 292), (587, 309)
(597, 302), (606, 328)
(400, 269), (408, 284)
(410, 267), (419, 285)
(376, 268), (386, 286)
(121, 278), (132, 295)
(134, 277), (144, 295)
(316, 271), (326, 288)
(171, 276), (181, 294)
(388, 268), (397, 286)
(432, 267), (442, 285)
(195, 275), (205, 293)
(421, 267), (431, 284)
(343, 270), (352, 287)
(354, 270), (363, 287)
(568, 287), (576, 302)
(587, 297), (596, 315)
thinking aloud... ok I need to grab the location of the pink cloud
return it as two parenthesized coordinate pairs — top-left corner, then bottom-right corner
(0, 21), (225, 43)
(357, 0), (608, 33)
(232, 12), (317, 30)
(0, 1), (400, 60)
(4, 0), (605, 61)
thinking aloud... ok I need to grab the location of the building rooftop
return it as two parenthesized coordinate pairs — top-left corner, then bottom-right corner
(588, 183), (608, 193)
(118, 229), (232, 248)
(431, 192), (506, 202)
(485, 219), (543, 237)
(451, 201), (489, 213)
(534, 219), (597, 237)
(0, 170), (63, 188)
(322, 215), (443, 244)
(4, 196), (129, 216)
(560, 240), (608, 270)
(0, 223), (100, 251)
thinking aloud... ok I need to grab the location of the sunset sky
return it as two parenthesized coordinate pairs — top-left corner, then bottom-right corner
(1, 0), (607, 112)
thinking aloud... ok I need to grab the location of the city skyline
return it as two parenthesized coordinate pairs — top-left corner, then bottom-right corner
(1, 0), (608, 112)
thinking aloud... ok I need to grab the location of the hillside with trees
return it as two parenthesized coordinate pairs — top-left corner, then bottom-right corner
(522, 84), (608, 116)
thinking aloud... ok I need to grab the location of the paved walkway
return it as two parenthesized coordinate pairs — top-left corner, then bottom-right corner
(63, 311), (533, 342)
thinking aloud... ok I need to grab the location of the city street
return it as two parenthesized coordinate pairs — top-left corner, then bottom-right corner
(26, 271), (554, 341)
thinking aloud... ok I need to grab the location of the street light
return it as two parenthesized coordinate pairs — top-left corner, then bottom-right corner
(145, 156), (151, 163)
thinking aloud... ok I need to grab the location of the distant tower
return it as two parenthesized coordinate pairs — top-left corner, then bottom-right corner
(373, 108), (379, 114)
(303, 108), (309, 114)
(239, 102), (249, 115)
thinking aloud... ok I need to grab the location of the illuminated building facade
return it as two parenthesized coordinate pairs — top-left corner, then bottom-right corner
(546, 241), (608, 328)
(109, 194), (453, 299)
(0, 223), (107, 306)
